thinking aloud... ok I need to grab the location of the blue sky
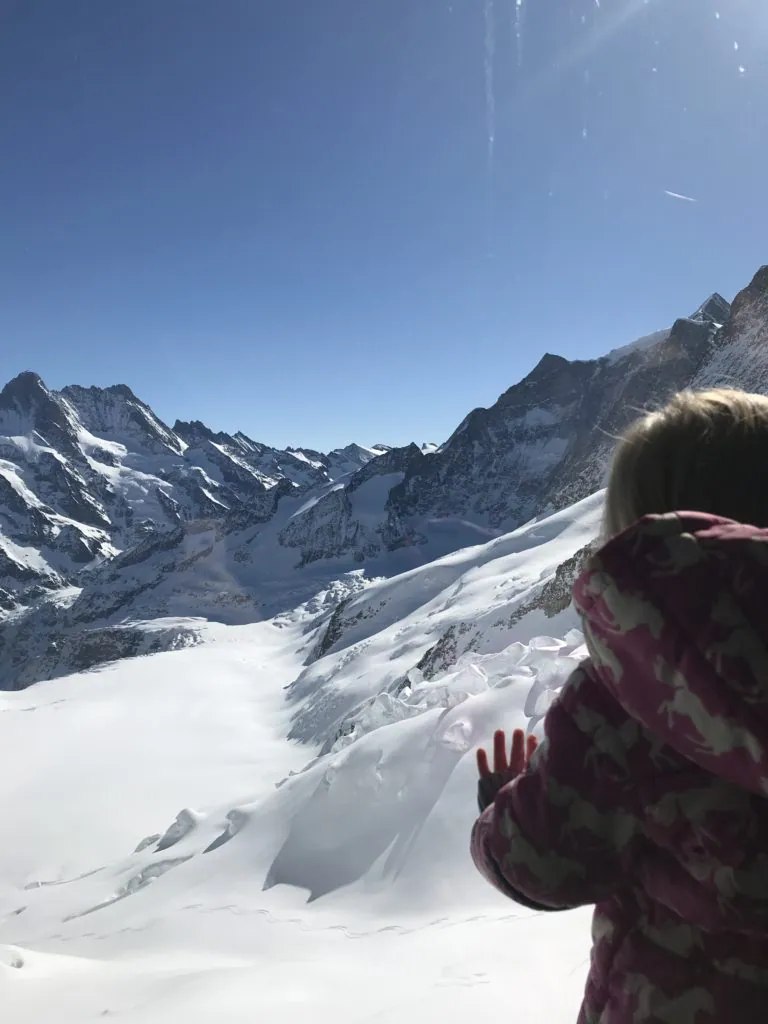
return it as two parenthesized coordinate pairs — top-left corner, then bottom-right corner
(1, 0), (765, 450)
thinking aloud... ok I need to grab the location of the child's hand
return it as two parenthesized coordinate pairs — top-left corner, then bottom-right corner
(476, 729), (538, 812)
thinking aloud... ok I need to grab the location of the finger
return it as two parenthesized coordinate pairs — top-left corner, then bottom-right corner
(493, 730), (508, 774)
(526, 734), (539, 763)
(477, 747), (491, 779)
(510, 729), (526, 775)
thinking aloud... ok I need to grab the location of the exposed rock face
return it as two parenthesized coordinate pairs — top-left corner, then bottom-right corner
(693, 268), (768, 393)
(0, 372), (81, 459)
(413, 544), (595, 684)
(61, 384), (185, 456)
(504, 542), (597, 627)
(1, 616), (201, 691)
(278, 444), (427, 566)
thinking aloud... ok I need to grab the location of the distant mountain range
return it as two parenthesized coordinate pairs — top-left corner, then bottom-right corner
(1, 264), (767, 690)
(0, 372), (383, 598)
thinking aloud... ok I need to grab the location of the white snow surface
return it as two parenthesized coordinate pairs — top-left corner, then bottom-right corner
(605, 327), (671, 364)
(0, 495), (604, 1022)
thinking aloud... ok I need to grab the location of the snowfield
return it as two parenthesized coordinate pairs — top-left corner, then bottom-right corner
(0, 495), (605, 1023)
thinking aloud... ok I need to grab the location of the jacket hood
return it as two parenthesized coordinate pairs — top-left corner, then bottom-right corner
(575, 512), (768, 798)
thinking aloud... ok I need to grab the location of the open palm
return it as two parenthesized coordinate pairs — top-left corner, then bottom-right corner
(476, 729), (538, 812)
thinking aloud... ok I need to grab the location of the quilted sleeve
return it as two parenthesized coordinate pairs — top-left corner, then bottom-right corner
(471, 663), (645, 910)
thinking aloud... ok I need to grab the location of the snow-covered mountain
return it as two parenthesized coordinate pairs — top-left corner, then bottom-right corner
(0, 492), (602, 1024)
(3, 266), (768, 690)
(0, 374), (379, 603)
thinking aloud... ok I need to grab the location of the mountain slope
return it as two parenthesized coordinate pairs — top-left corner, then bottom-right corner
(0, 501), (598, 1024)
(693, 266), (768, 392)
(286, 490), (601, 749)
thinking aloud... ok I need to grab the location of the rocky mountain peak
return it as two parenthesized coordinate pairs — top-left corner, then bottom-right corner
(175, 421), (272, 462)
(0, 372), (79, 455)
(2, 370), (45, 397)
(60, 384), (183, 456)
(690, 292), (731, 325)
(364, 441), (422, 474)
(528, 352), (571, 378)
(104, 384), (139, 400)
(231, 431), (265, 455)
(325, 443), (377, 465)
(286, 445), (324, 460)
(173, 419), (219, 446)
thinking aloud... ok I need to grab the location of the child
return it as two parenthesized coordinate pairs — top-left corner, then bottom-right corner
(471, 388), (768, 1023)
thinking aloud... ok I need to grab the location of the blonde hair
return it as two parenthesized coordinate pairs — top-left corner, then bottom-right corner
(604, 388), (768, 538)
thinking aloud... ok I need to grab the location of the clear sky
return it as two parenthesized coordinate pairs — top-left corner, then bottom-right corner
(0, 0), (765, 450)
